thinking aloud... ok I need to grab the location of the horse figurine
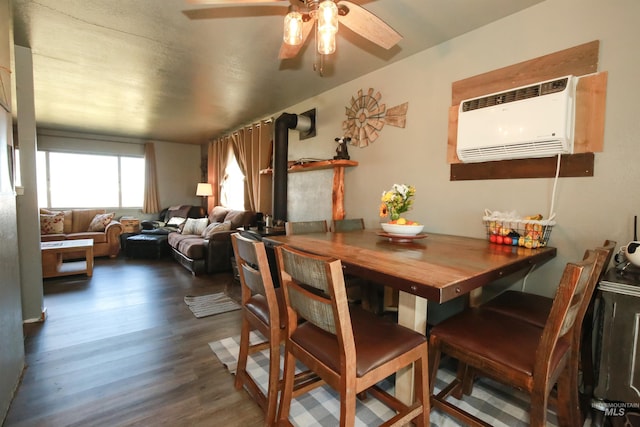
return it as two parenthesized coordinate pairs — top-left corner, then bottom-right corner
(334, 137), (351, 160)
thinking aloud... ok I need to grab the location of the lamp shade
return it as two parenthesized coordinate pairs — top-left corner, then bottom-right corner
(196, 183), (213, 197)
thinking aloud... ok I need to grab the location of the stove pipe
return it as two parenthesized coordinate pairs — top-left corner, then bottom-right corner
(273, 112), (313, 223)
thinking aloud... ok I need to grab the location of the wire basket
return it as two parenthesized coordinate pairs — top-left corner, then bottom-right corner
(483, 210), (556, 248)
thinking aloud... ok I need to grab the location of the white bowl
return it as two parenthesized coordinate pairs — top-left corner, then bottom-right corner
(380, 223), (424, 236)
(626, 241), (640, 267)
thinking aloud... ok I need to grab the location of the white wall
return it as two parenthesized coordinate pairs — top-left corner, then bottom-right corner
(152, 139), (202, 212)
(14, 46), (44, 322)
(274, 0), (640, 297)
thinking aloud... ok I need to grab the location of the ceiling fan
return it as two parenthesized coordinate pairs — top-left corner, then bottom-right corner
(186, 0), (402, 60)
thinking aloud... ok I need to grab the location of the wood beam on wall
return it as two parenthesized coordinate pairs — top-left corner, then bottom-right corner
(450, 153), (594, 181)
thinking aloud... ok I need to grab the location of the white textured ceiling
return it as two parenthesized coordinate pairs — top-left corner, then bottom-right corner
(11, 0), (544, 144)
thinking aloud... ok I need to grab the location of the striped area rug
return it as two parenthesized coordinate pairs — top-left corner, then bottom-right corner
(184, 292), (241, 318)
(209, 333), (560, 427)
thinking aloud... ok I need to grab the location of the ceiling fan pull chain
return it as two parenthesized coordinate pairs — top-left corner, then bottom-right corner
(313, 52), (325, 76)
(312, 19), (324, 76)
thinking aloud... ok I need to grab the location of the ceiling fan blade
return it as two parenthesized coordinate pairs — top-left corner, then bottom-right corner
(278, 19), (314, 59)
(337, 1), (402, 50)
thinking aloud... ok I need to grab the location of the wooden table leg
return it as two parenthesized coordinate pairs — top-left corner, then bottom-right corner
(86, 245), (94, 276)
(41, 251), (60, 279)
(396, 291), (428, 404)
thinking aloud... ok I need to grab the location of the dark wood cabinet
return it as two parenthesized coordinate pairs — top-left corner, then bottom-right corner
(592, 268), (640, 425)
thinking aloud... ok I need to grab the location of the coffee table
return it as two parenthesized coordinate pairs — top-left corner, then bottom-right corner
(41, 239), (94, 279)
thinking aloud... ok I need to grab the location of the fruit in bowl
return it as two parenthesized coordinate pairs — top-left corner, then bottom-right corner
(381, 220), (424, 236)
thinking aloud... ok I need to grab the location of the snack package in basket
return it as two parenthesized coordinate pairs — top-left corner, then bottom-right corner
(483, 209), (556, 248)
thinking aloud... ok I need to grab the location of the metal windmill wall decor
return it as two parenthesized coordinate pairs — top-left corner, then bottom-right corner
(342, 88), (408, 148)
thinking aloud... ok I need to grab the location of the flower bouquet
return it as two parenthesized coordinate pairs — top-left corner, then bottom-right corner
(379, 184), (423, 235)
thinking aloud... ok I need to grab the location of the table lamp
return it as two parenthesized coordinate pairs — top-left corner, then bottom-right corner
(196, 183), (213, 210)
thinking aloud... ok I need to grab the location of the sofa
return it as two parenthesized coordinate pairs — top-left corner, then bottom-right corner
(40, 208), (123, 258)
(140, 205), (206, 233)
(167, 206), (256, 275)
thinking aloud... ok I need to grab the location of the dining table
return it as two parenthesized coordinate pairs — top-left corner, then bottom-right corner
(263, 229), (557, 403)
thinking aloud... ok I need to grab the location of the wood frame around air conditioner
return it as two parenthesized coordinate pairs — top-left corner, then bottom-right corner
(448, 40), (607, 181)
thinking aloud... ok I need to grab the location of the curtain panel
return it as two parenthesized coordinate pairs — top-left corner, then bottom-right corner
(207, 119), (273, 213)
(207, 136), (231, 213)
(142, 142), (160, 213)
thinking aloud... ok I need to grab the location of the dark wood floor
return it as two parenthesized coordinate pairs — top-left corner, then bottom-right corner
(4, 256), (264, 427)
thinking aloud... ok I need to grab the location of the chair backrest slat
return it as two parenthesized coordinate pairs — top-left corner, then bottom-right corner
(535, 249), (604, 377)
(235, 234), (261, 267)
(546, 251), (597, 341)
(241, 263), (266, 296)
(560, 240), (616, 336)
(288, 283), (336, 334)
(277, 245), (351, 337)
(232, 233), (279, 323)
(596, 240), (616, 282)
(332, 218), (365, 232)
(559, 242), (613, 337)
(285, 220), (328, 235)
(278, 246), (331, 294)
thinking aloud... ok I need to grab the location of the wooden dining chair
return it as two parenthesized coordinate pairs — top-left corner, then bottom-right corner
(330, 218), (371, 306)
(274, 244), (430, 427)
(481, 240), (615, 327)
(284, 220), (328, 236)
(331, 217), (399, 313)
(332, 218), (365, 232)
(478, 239), (616, 420)
(429, 248), (605, 427)
(231, 233), (317, 427)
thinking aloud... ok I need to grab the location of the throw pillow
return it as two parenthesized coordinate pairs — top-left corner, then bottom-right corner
(224, 209), (253, 229)
(40, 212), (65, 235)
(87, 212), (115, 232)
(181, 217), (209, 235)
(40, 208), (73, 233)
(166, 216), (186, 226)
(210, 206), (230, 223)
(201, 221), (231, 239)
(166, 205), (191, 221)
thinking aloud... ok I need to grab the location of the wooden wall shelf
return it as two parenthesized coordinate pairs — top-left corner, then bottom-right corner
(260, 159), (358, 175)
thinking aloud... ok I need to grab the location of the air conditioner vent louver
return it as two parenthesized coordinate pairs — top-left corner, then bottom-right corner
(459, 140), (568, 162)
(461, 77), (569, 112)
(457, 76), (576, 163)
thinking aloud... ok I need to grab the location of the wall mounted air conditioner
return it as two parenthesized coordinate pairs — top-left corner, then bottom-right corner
(457, 75), (577, 163)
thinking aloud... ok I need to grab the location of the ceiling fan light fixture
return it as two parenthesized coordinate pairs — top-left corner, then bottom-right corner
(283, 11), (304, 45)
(316, 0), (338, 55)
(317, 28), (336, 55)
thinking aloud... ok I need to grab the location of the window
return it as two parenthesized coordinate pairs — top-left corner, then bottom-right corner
(36, 151), (145, 208)
(219, 149), (245, 211)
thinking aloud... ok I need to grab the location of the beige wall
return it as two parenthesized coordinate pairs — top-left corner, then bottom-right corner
(275, 0), (640, 297)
